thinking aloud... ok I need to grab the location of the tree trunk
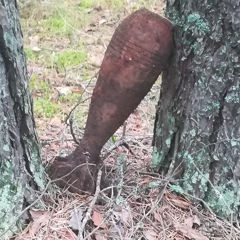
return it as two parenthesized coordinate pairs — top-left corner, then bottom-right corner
(0, 1), (45, 237)
(152, 0), (240, 218)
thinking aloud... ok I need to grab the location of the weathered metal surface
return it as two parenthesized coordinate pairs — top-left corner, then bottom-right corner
(48, 8), (173, 194)
(83, 8), (172, 151)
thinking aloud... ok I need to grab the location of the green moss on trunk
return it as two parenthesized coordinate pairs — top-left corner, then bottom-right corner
(0, 1), (45, 238)
(153, 0), (240, 218)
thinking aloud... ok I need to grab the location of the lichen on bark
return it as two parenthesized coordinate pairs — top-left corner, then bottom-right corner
(0, 1), (45, 237)
(153, 0), (240, 217)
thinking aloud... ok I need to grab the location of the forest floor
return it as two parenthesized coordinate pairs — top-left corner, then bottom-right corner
(15, 0), (240, 239)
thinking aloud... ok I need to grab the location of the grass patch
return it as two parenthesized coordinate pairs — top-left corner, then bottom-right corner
(55, 50), (87, 71)
(97, 0), (124, 8)
(78, 0), (95, 9)
(30, 75), (59, 118)
(24, 48), (39, 62)
(58, 93), (80, 104)
(42, 11), (73, 36)
(41, 5), (92, 38)
(30, 75), (51, 97)
(34, 99), (60, 118)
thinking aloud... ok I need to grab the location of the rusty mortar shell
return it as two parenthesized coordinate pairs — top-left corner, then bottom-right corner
(81, 8), (173, 153)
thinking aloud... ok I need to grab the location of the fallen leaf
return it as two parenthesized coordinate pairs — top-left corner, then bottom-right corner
(169, 198), (191, 209)
(92, 211), (107, 229)
(153, 211), (162, 223)
(71, 87), (84, 93)
(174, 222), (209, 240)
(139, 178), (152, 186)
(33, 93), (42, 98)
(15, 237), (25, 240)
(56, 86), (72, 95)
(113, 207), (131, 225)
(29, 209), (51, 236)
(143, 229), (158, 240)
(69, 208), (83, 230)
(89, 54), (103, 68)
(109, 221), (125, 238)
(29, 35), (40, 47)
(193, 215), (201, 226)
(49, 117), (62, 128)
(56, 86), (84, 95)
(32, 46), (41, 52)
(94, 233), (108, 240)
(62, 230), (77, 240)
(184, 216), (193, 227)
(99, 18), (106, 25)
(121, 209), (130, 223)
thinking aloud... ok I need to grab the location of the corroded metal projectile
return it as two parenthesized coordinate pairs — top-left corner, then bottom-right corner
(81, 8), (173, 152)
(48, 8), (173, 194)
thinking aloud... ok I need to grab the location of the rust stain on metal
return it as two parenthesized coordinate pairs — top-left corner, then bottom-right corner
(48, 8), (173, 193)
(83, 8), (173, 149)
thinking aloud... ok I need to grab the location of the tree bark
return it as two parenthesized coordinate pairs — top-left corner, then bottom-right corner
(153, 0), (240, 218)
(0, 1), (45, 237)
